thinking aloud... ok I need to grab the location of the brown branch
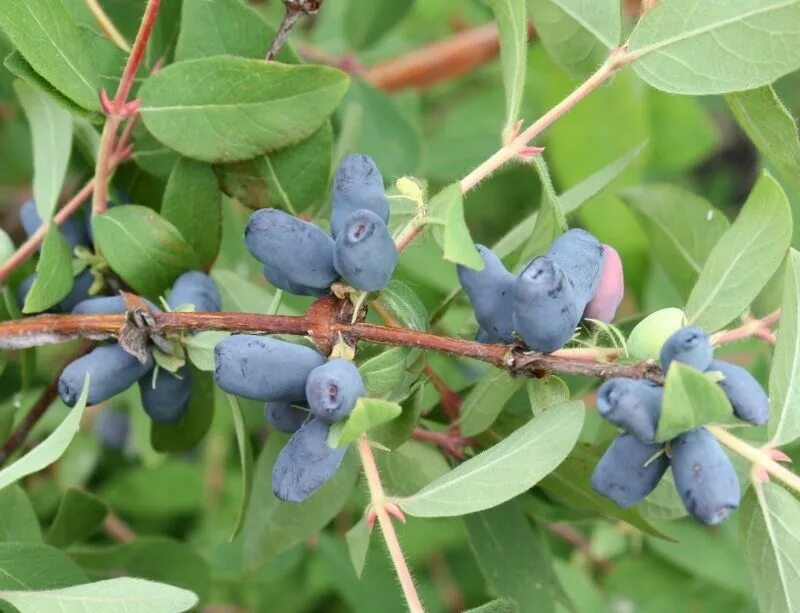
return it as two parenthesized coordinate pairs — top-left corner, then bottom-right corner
(545, 522), (612, 574)
(103, 512), (137, 543)
(0, 342), (93, 466)
(266, 0), (323, 61)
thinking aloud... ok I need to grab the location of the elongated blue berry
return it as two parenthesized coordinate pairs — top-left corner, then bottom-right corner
(59, 344), (153, 407)
(333, 209), (397, 291)
(671, 428), (740, 525)
(265, 401), (308, 433)
(214, 335), (325, 401)
(94, 409), (130, 450)
(596, 378), (663, 443)
(547, 229), (603, 307)
(139, 366), (192, 424)
(72, 295), (160, 315)
(512, 256), (579, 353)
(706, 360), (769, 425)
(245, 208), (337, 291)
(660, 326), (713, 372)
(20, 201), (89, 250)
(306, 359), (364, 423)
(272, 417), (347, 502)
(262, 264), (329, 297)
(168, 271), (221, 312)
(330, 153), (389, 237)
(591, 433), (669, 507)
(458, 245), (514, 343)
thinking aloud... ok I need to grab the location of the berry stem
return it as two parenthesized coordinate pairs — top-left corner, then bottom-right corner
(713, 310), (781, 346)
(357, 436), (425, 613)
(91, 0), (162, 215)
(707, 425), (800, 495)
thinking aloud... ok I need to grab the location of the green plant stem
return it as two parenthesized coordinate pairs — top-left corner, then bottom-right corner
(357, 436), (424, 613)
(707, 425), (800, 494)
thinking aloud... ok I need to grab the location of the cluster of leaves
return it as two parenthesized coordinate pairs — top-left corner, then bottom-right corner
(0, 0), (800, 611)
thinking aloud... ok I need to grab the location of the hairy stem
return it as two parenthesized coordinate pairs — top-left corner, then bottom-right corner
(357, 437), (424, 613)
(707, 425), (800, 494)
(92, 0), (161, 214)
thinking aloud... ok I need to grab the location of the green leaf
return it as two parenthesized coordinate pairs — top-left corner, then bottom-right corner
(162, 158), (222, 270)
(465, 499), (559, 613)
(102, 462), (203, 519)
(493, 142), (646, 260)
(0, 230), (13, 264)
(0, 0), (101, 110)
(459, 369), (526, 437)
(14, 80), (72, 220)
(376, 281), (428, 331)
(211, 269), (284, 314)
(0, 486), (41, 543)
(45, 488), (106, 549)
(345, 516), (370, 578)
(0, 577), (199, 613)
(242, 433), (358, 571)
(374, 439), (450, 496)
(489, 0), (528, 135)
(360, 347), (413, 398)
(627, 0), (800, 95)
(22, 228), (73, 314)
(769, 250), (800, 447)
(139, 57), (349, 163)
(727, 86), (800, 191)
(226, 394), (253, 540)
(0, 542), (86, 590)
(92, 205), (198, 297)
(185, 331), (230, 372)
(621, 184), (730, 299)
(520, 155), (567, 263)
(175, 0), (299, 63)
(685, 172), (792, 331)
(527, 376), (569, 416)
(151, 369), (215, 453)
(740, 483), (800, 613)
(0, 374), (89, 492)
(217, 124), (333, 213)
(639, 472), (689, 521)
(344, 0), (414, 50)
(466, 599), (520, 613)
(370, 383), (424, 450)
(329, 398), (403, 447)
(400, 401), (583, 517)
(656, 363), (732, 442)
(430, 183), (483, 270)
(528, 0), (620, 77)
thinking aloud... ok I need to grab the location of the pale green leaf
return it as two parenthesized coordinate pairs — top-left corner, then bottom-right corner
(489, 0), (528, 135)
(14, 81), (72, 220)
(376, 281), (428, 331)
(769, 250), (800, 446)
(0, 577), (198, 613)
(0, 486), (41, 543)
(345, 516), (370, 578)
(344, 0), (414, 50)
(400, 401), (584, 517)
(22, 229), (73, 314)
(329, 398), (402, 447)
(685, 172), (792, 332)
(460, 369), (526, 437)
(628, 0), (800, 95)
(0, 230), (14, 264)
(360, 347), (413, 398)
(527, 377), (569, 416)
(430, 183), (483, 270)
(740, 483), (800, 613)
(185, 331), (230, 372)
(518, 155), (567, 264)
(656, 363), (733, 442)
(45, 488), (106, 549)
(226, 394), (253, 540)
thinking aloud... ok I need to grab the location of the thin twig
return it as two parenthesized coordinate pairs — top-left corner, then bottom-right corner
(0, 342), (93, 466)
(265, 0), (323, 61)
(85, 0), (131, 52)
(357, 436), (424, 613)
(713, 310), (781, 346)
(103, 512), (137, 543)
(545, 523), (612, 573)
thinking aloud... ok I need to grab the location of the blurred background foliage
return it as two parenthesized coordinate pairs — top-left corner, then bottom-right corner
(0, 0), (796, 611)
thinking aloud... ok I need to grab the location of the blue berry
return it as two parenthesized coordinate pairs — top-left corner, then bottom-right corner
(20, 201), (89, 250)
(139, 365), (192, 424)
(457, 245), (514, 343)
(94, 409), (130, 450)
(262, 264), (329, 297)
(306, 359), (364, 423)
(245, 208), (337, 293)
(671, 428), (740, 525)
(265, 401), (308, 433)
(596, 378), (663, 443)
(272, 417), (347, 503)
(59, 344), (153, 407)
(333, 209), (397, 291)
(706, 360), (769, 426)
(591, 433), (669, 508)
(660, 326), (713, 373)
(214, 335), (325, 401)
(168, 271), (221, 312)
(330, 153), (389, 238)
(547, 229), (603, 307)
(512, 256), (579, 353)
(71, 295), (160, 315)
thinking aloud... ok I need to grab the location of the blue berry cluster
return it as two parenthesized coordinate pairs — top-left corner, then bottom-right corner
(245, 153), (397, 294)
(58, 271), (221, 424)
(458, 229), (624, 352)
(592, 326), (769, 525)
(214, 335), (365, 502)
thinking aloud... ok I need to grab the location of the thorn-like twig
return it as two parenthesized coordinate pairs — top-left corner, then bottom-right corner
(265, 0), (324, 61)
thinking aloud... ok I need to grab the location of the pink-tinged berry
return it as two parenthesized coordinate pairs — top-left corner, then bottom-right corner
(584, 244), (624, 323)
